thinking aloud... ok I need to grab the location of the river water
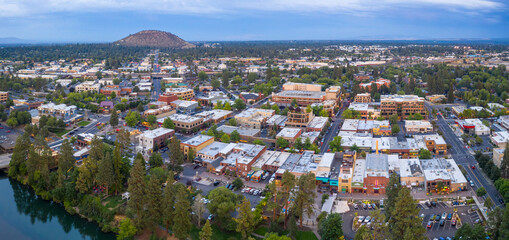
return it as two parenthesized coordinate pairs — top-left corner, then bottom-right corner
(0, 172), (115, 240)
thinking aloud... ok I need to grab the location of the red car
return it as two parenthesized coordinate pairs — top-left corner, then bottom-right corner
(427, 221), (433, 228)
(471, 165), (476, 169)
(0, 127), (3, 129)
(6, 130), (10, 133)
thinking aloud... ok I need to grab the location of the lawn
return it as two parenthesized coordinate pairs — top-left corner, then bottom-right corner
(296, 231), (318, 240)
(190, 224), (242, 240)
(254, 226), (268, 236)
(77, 121), (91, 127)
(54, 129), (71, 137)
(103, 195), (125, 209)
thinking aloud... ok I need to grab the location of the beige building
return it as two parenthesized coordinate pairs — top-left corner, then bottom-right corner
(286, 107), (315, 128)
(165, 88), (195, 100)
(272, 84), (341, 107)
(493, 148), (505, 168)
(75, 81), (100, 92)
(0, 92), (8, 102)
(138, 128), (175, 150)
(354, 93), (371, 103)
(235, 108), (275, 129)
(180, 135), (215, 155)
(282, 82), (322, 92)
(380, 95), (426, 119)
(167, 114), (204, 132)
(405, 120), (434, 133)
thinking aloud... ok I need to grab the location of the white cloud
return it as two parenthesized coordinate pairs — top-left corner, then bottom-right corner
(0, 0), (504, 17)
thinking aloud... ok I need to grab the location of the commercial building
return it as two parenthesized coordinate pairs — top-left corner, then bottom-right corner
(307, 117), (329, 132)
(37, 103), (77, 119)
(286, 107), (315, 128)
(359, 78), (391, 92)
(165, 88), (195, 100)
(354, 93), (371, 103)
(143, 106), (175, 118)
(221, 143), (266, 177)
(195, 109), (233, 124)
(276, 127), (303, 142)
(170, 100), (199, 114)
(348, 103), (379, 119)
(271, 83), (341, 107)
(363, 153), (390, 194)
(420, 158), (467, 193)
(240, 92), (264, 104)
(380, 95), (426, 119)
(161, 114), (204, 132)
(491, 131), (509, 148)
(138, 128), (175, 150)
(75, 81), (100, 92)
(235, 108), (275, 129)
(216, 125), (261, 141)
(493, 148), (505, 168)
(158, 93), (179, 105)
(0, 92), (8, 102)
(455, 119), (490, 136)
(405, 120), (434, 133)
(180, 135), (214, 156)
(388, 157), (424, 188)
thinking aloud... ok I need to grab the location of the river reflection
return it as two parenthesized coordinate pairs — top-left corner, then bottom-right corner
(0, 172), (115, 240)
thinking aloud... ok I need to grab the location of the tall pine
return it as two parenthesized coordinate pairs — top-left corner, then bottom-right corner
(97, 152), (115, 195)
(127, 153), (146, 228)
(173, 185), (191, 240)
(145, 175), (163, 231)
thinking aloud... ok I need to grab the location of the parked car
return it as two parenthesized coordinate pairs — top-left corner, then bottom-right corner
(439, 219), (445, 226)
(441, 213), (447, 220)
(363, 204), (368, 209)
(371, 203), (377, 210)
(357, 216), (365, 223)
(425, 201), (431, 207)
(435, 215), (441, 222)
(207, 214), (214, 220)
(451, 219), (456, 226)
(431, 201), (437, 207)
(364, 216), (371, 223)
(213, 181), (221, 186)
(447, 213), (452, 220)
(430, 214), (436, 221)
(353, 204), (358, 209)
(427, 221), (433, 228)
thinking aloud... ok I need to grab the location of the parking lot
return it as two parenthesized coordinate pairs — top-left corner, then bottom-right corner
(178, 164), (265, 209)
(342, 200), (481, 240)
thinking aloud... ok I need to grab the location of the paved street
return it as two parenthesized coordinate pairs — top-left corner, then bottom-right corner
(320, 99), (348, 153)
(426, 103), (503, 208)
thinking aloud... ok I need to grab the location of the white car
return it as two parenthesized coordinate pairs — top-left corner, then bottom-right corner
(357, 216), (365, 223)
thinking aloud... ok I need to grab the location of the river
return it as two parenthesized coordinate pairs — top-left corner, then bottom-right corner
(0, 172), (115, 240)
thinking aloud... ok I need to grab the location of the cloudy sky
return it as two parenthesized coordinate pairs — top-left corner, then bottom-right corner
(0, 0), (507, 42)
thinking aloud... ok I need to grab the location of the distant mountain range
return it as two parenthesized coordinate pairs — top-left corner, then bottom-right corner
(0, 37), (35, 45)
(114, 30), (195, 48)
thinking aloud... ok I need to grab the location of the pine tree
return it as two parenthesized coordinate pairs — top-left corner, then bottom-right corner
(235, 198), (256, 240)
(127, 153), (146, 228)
(163, 171), (176, 232)
(500, 143), (509, 179)
(193, 193), (206, 228)
(447, 83), (455, 103)
(389, 188), (426, 240)
(8, 132), (30, 177)
(145, 175), (163, 231)
(113, 142), (123, 195)
(97, 152), (115, 195)
(173, 185), (192, 240)
(169, 137), (183, 165)
(281, 170), (295, 228)
(499, 206), (509, 239)
(294, 172), (316, 228)
(110, 109), (119, 126)
(200, 220), (213, 240)
(58, 139), (75, 178)
(385, 172), (401, 218)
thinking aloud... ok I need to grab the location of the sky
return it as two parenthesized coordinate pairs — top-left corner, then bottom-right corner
(0, 0), (508, 42)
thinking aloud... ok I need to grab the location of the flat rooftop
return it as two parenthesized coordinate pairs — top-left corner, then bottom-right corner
(182, 135), (214, 147)
(216, 125), (260, 137)
(308, 116), (328, 129)
(273, 90), (325, 99)
(380, 94), (424, 102)
(277, 127), (302, 139)
(198, 142), (229, 160)
(168, 113), (203, 123)
(140, 128), (174, 139)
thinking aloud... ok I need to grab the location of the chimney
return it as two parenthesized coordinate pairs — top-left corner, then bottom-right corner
(376, 140), (379, 154)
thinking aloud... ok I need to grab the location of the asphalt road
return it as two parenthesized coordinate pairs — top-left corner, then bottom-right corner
(320, 100), (348, 153)
(432, 111), (503, 208)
